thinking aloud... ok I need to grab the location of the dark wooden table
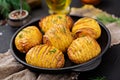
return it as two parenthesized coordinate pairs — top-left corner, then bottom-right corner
(0, 0), (120, 80)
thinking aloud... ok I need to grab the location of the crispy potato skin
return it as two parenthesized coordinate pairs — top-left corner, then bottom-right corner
(39, 14), (73, 33)
(26, 44), (65, 68)
(15, 26), (42, 53)
(43, 25), (74, 52)
(67, 36), (101, 64)
(72, 17), (101, 39)
(14, 15), (102, 69)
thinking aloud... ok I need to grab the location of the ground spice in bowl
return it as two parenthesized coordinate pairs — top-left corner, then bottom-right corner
(7, 10), (31, 28)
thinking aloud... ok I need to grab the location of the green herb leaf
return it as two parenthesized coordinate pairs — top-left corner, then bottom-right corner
(0, 0), (11, 18)
(57, 16), (62, 19)
(49, 49), (56, 53)
(10, 0), (30, 12)
(96, 14), (120, 25)
(19, 34), (23, 38)
(0, 0), (30, 19)
(21, 0), (30, 12)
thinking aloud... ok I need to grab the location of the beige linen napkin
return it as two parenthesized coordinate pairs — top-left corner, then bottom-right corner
(0, 50), (78, 80)
(1, 5), (120, 80)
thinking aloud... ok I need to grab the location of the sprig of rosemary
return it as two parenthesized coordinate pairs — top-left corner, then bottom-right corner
(96, 13), (120, 25)
(0, 0), (30, 19)
(0, 0), (11, 18)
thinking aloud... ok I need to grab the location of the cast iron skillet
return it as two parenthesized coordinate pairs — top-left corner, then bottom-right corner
(10, 16), (111, 73)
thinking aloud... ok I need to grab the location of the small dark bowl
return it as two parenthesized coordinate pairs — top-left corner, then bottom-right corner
(10, 16), (111, 73)
(7, 10), (31, 28)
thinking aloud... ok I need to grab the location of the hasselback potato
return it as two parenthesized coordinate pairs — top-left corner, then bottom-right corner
(15, 26), (42, 53)
(26, 44), (65, 68)
(14, 14), (102, 69)
(72, 17), (101, 39)
(43, 24), (74, 52)
(67, 36), (101, 64)
(39, 14), (73, 33)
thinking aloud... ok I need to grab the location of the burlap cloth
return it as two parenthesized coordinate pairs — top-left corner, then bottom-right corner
(1, 5), (120, 80)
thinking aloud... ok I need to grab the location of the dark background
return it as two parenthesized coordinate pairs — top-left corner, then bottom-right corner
(0, 0), (120, 80)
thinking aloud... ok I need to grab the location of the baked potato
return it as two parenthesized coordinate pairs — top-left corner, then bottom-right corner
(26, 44), (65, 68)
(67, 36), (101, 64)
(15, 26), (42, 53)
(39, 14), (73, 33)
(72, 17), (101, 39)
(43, 24), (74, 52)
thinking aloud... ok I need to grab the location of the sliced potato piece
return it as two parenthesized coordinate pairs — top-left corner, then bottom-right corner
(67, 36), (101, 64)
(26, 44), (65, 68)
(15, 26), (42, 53)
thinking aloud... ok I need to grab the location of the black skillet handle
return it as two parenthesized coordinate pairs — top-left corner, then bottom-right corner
(71, 58), (102, 72)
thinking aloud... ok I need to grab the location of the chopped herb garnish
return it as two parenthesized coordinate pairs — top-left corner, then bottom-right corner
(18, 34), (23, 38)
(40, 29), (45, 34)
(57, 16), (62, 19)
(62, 26), (66, 33)
(52, 19), (57, 23)
(80, 34), (86, 37)
(64, 18), (67, 22)
(22, 29), (30, 33)
(49, 49), (56, 53)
